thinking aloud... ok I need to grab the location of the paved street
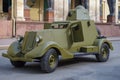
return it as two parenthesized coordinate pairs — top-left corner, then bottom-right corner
(0, 41), (120, 80)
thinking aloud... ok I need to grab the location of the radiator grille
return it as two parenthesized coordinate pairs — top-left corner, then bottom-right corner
(21, 32), (37, 53)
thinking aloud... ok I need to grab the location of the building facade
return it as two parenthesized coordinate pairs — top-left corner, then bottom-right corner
(0, 0), (120, 38)
(0, 0), (119, 22)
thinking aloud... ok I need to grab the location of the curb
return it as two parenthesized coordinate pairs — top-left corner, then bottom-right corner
(107, 37), (120, 41)
(0, 45), (9, 50)
(0, 38), (16, 50)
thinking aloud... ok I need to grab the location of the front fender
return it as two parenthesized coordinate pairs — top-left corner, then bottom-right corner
(25, 41), (73, 59)
(7, 41), (21, 56)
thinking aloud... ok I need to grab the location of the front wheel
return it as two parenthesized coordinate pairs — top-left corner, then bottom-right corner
(10, 60), (26, 68)
(96, 43), (110, 62)
(40, 48), (59, 73)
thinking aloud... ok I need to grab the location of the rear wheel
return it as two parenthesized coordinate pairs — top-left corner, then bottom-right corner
(10, 60), (26, 68)
(96, 43), (110, 62)
(40, 48), (59, 73)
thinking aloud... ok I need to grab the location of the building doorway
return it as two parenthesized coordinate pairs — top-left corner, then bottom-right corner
(3, 0), (11, 13)
(26, 0), (44, 21)
(1, 0), (11, 20)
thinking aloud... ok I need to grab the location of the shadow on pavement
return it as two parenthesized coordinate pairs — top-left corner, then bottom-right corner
(0, 56), (97, 74)
(58, 56), (97, 67)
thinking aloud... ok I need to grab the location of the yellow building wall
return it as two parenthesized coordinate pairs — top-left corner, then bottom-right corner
(0, 0), (2, 13)
(27, 0), (44, 21)
(29, 0), (40, 21)
(0, 0), (3, 19)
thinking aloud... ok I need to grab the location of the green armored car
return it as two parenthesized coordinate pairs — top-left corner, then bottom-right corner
(2, 6), (113, 73)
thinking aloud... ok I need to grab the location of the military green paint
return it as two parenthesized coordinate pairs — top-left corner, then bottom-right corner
(21, 32), (37, 53)
(25, 41), (73, 60)
(7, 41), (21, 57)
(2, 6), (113, 62)
(94, 39), (113, 54)
(2, 53), (33, 62)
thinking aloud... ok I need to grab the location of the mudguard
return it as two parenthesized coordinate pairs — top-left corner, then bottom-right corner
(7, 41), (21, 57)
(25, 41), (73, 59)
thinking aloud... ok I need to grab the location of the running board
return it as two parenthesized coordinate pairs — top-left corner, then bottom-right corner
(74, 52), (97, 58)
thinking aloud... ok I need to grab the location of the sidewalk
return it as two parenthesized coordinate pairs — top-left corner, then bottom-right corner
(0, 37), (120, 50)
(107, 37), (120, 41)
(0, 38), (16, 50)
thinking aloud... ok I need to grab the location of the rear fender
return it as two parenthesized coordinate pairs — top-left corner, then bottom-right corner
(25, 41), (73, 59)
(94, 39), (113, 53)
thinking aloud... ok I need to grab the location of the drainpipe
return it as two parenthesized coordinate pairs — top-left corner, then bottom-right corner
(11, 0), (16, 37)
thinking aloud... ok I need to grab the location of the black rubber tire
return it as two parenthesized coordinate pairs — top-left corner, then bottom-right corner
(40, 48), (59, 73)
(10, 60), (26, 68)
(96, 43), (110, 62)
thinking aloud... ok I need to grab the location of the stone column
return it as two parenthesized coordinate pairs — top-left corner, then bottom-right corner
(39, 0), (44, 21)
(14, 0), (25, 21)
(115, 0), (120, 23)
(0, 0), (3, 13)
(100, 0), (109, 23)
(63, 0), (69, 20)
(54, 0), (69, 21)
(89, 0), (100, 22)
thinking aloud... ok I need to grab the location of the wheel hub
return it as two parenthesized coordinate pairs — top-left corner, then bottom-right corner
(102, 48), (107, 58)
(49, 54), (56, 68)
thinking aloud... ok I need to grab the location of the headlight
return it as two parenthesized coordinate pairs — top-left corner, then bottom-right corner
(16, 35), (23, 42)
(36, 36), (42, 43)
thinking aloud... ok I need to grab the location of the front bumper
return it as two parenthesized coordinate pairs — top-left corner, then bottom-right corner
(2, 53), (33, 62)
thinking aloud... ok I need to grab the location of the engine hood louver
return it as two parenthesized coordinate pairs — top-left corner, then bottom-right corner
(21, 32), (37, 53)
